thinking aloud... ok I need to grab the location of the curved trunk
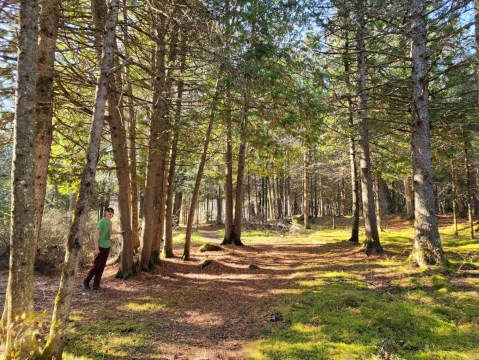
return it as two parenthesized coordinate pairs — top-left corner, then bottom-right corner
(184, 79), (221, 260)
(42, 1), (121, 357)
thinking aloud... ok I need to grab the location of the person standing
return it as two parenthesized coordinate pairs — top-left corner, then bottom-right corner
(83, 207), (123, 290)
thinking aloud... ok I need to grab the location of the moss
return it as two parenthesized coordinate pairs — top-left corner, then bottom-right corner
(199, 242), (222, 252)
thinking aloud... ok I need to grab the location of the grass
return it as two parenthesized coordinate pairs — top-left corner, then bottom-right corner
(246, 218), (479, 360)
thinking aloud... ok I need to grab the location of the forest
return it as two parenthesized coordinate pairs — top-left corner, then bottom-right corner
(0, 0), (479, 359)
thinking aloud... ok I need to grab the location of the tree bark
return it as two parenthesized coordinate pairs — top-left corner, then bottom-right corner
(173, 192), (182, 226)
(222, 88), (234, 244)
(42, 1), (121, 357)
(375, 174), (384, 232)
(139, 8), (169, 271)
(231, 118), (247, 245)
(124, 0), (140, 252)
(348, 117), (360, 242)
(465, 139), (475, 239)
(34, 0), (60, 256)
(404, 177), (414, 220)
(356, 0), (383, 254)
(2, 0), (39, 357)
(357, 18), (380, 249)
(410, 0), (446, 267)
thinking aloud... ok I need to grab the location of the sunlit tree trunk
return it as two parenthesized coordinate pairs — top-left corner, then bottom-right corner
(2, 0), (39, 357)
(410, 0), (446, 267)
(42, 1), (121, 357)
(356, 0), (382, 254)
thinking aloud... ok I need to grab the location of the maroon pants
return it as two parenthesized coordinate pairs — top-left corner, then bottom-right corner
(84, 247), (110, 287)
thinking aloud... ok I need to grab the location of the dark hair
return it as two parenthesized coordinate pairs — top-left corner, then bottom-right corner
(105, 207), (114, 213)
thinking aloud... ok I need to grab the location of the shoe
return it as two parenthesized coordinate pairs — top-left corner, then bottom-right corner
(92, 285), (101, 290)
(82, 280), (90, 290)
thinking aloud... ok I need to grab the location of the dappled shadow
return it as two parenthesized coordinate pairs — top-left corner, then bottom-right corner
(1, 216), (478, 359)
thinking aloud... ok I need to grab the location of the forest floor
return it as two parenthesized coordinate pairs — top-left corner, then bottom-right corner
(1, 215), (479, 359)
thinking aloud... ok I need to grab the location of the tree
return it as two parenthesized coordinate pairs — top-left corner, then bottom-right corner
(2, 0), (39, 357)
(409, 0), (446, 267)
(355, 0), (383, 254)
(41, 0), (121, 356)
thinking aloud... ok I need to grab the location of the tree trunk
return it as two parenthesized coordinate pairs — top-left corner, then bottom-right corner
(139, 8), (168, 271)
(410, 0), (446, 267)
(34, 0), (60, 256)
(41, 1), (121, 357)
(91, 0), (134, 280)
(319, 175), (324, 217)
(452, 165), (459, 236)
(356, 0), (383, 254)
(231, 116), (247, 245)
(222, 88), (234, 244)
(124, 0), (139, 252)
(404, 177), (415, 220)
(375, 174), (384, 232)
(184, 79), (221, 260)
(303, 151), (311, 229)
(217, 186), (223, 224)
(465, 139), (475, 239)
(173, 192), (182, 226)
(164, 32), (186, 258)
(2, 0), (39, 357)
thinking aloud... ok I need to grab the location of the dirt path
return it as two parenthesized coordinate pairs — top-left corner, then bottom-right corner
(1, 229), (380, 359)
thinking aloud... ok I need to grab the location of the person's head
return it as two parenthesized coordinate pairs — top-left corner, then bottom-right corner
(105, 207), (115, 219)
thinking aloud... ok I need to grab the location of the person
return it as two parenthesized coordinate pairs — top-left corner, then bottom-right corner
(83, 207), (123, 290)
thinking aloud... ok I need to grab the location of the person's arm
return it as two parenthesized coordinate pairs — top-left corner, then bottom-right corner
(111, 229), (125, 235)
(93, 228), (100, 256)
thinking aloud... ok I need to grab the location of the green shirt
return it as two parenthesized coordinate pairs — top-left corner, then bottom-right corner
(96, 217), (112, 248)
